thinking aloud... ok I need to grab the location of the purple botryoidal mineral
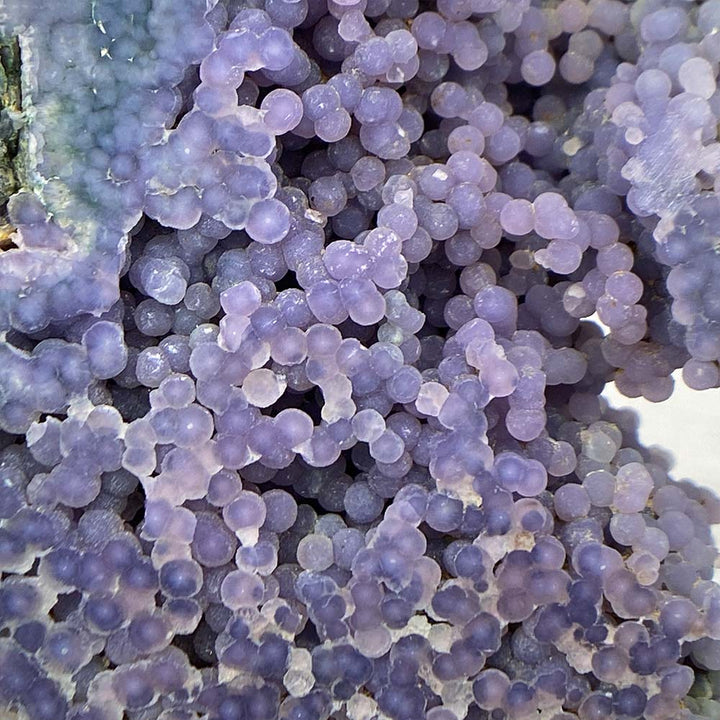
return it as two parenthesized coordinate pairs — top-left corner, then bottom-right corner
(0, 0), (720, 718)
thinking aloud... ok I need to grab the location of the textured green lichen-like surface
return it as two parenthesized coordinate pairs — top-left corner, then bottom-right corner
(0, 35), (21, 244)
(686, 669), (720, 718)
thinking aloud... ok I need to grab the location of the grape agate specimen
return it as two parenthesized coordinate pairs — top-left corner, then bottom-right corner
(0, 0), (720, 719)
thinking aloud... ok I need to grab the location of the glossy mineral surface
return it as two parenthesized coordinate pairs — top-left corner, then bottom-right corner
(1, 0), (720, 719)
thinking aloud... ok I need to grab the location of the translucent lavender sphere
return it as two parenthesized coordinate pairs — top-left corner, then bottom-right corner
(1, 0), (720, 719)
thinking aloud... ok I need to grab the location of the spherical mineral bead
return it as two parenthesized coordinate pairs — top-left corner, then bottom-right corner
(221, 569), (265, 609)
(327, 137), (365, 173)
(332, 528), (365, 570)
(378, 204), (418, 240)
(473, 286), (517, 331)
(473, 669), (510, 710)
(23, 678), (67, 718)
(110, 664), (156, 709)
(262, 489), (298, 533)
(649, 485), (687, 516)
(184, 283), (221, 320)
(591, 646), (628, 684)
(596, 243), (633, 274)
(499, 199), (534, 236)
(223, 492), (267, 533)
(160, 335), (192, 373)
(531, 536), (566, 569)
(521, 50), (556, 86)
(242, 368), (287, 408)
(260, 25), (295, 70)
(558, 0), (589, 31)
(306, 281), (348, 324)
(578, 692), (614, 720)
(134, 299), (174, 337)
(604, 271), (643, 305)
(157, 374), (195, 409)
(412, 11), (446, 49)
(339, 279), (387, 325)
(613, 462), (653, 513)
(82, 322), (128, 380)
(40, 547), (80, 588)
(656, 510), (695, 550)
(660, 665), (695, 699)
(191, 512), (237, 567)
(316, 108), (352, 142)
(128, 612), (172, 653)
(613, 685), (647, 719)
(172, 404), (214, 447)
(302, 84), (341, 121)
(246, 199), (291, 244)
(659, 598), (699, 641)
(634, 526), (670, 561)
(682, 359), (720, 390)
(369, 430), (404, 464)
(443, 136), (482, 170)
(159, 559), (203, 598)
(356, 37), (394, 76)
(207, 469), (242, 507)
(270, 327), (308, 365)
(309, 175), (348, 217)
(296, 533), (334, 571)
(418, 163), (456, 201)
(609, 513), (645, 545)
(135, 347), (171, 388)
(368, 343), (403, 380)
(451, 544), (484, 578)
(678, 57), (716, 100)
(415, 382), (449, 416)
(386, 366), (422, 403)
(274, 409), (313, 450)
(220, 281), (262, 316)
(261, 89), (303, 134)
(139, 257), (189, 306)
(583, 470), (615, 507)
(83, 594), (125, 633)
(554, 483), (591, 521)
(352, 409), (385, 443)
(426, 493), (463, 531)
(76, 553), (115, 595)
(572, 542), (623, 582)
(344, 481), (384, 523)
(351, 156), (386, 191)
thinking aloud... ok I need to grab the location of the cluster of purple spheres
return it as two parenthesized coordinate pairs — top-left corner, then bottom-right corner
(2, 0), (720, 718)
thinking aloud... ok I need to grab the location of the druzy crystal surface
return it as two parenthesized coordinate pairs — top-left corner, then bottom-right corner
(1, 0), (720, 719)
